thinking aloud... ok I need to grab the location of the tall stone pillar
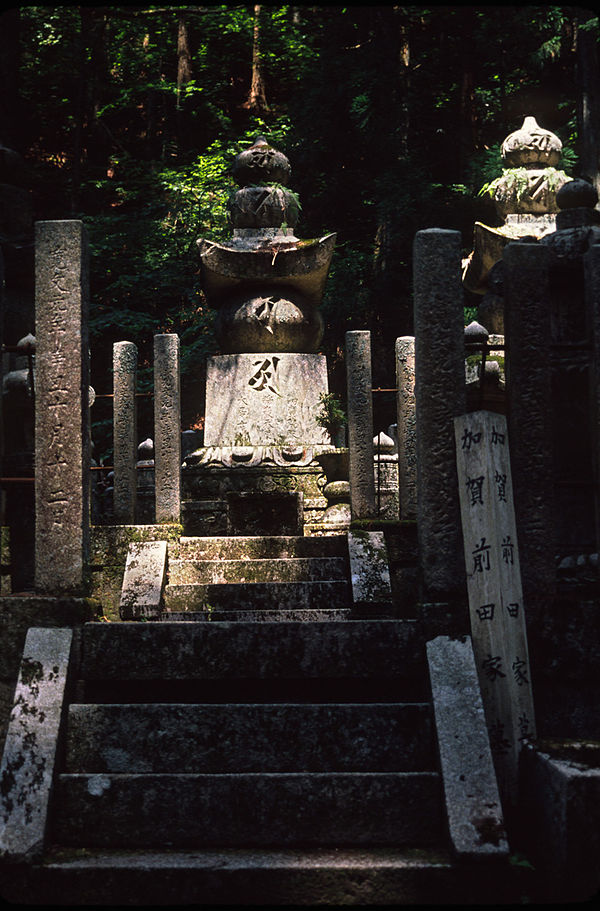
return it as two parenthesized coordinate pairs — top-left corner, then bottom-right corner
(413, 229), (466, 602)
(113, 341), (138, 524)
(346, 330), (375, 519)
(587, 243), (600, 557)
(503, 242), (554, 621)
(154, 333), (181, 524)
(34, 220), (90, 594)
(395, 335), (417, 520)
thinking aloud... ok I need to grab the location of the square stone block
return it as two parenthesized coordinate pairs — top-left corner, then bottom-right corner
(204, 353), (329, 446)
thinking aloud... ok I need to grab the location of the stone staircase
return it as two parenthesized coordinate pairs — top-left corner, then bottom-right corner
(163, 534), (353, 621)
(1, 532), (535, 905)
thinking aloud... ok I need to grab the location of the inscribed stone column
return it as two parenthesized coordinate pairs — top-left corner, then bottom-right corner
(346, 330), (375, 519)
(395, 336), (417, 519)
(503, 242), (554, 622)
(154, 333), (181, 524)
(413, 229), (466, 601)
(587, 243), (600, 557)
(113, 341), (138, 524)
(34, 220), (90, 594)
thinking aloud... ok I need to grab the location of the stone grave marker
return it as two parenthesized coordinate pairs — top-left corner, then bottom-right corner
(454, 410), (536, 806)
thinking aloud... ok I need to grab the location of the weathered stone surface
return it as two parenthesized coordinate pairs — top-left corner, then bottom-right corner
(112, 341), (137, 524)
(226, 490), (303, 535)
(503, 242), (555, 620)
(164, 580), (351, 614)
(119, 541), (167, 620)
(346, 331), (375, 520)
(168, 556), (346, 585)
(203, 353), (329, 447)
(54, 771), (443, 847)
(34, 221), (90, 594)
(520, 740), (600, 901)
(347, 531), (392, 605)
(171, 534), (346, 561)
(153, 334), (181, 524)
(426, 635), (508, 860)
(395, 336), (417, 520)
(198, 234), (336, 312)
(65, 702), (434, 773)
(454, 411), (537, 806)
(0, 627), (73, 861)
(80, 620), (424, 681)
(413, 229), (466, 601)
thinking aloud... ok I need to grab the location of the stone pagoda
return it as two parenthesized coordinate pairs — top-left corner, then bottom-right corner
(183, 137), (341, 535)
(463, 115), (572, 331)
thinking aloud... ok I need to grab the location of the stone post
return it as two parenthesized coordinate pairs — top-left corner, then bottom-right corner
(503, 242), (554, 622)
(154, 333), (181, 524)
(413, 229), (466, 603)
(34, 220), (90, 594)
(586, 244), (600, 560)
(113, 341), (138, 524)
(345, 330), (375, 519)
(395, 335), (417, 519)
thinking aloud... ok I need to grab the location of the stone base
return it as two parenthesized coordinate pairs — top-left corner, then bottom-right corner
(182, 463), (327, 537)
(203, 353), (330, 447)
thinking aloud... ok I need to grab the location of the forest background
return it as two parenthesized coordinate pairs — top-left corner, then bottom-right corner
(1, 4), (599, 458)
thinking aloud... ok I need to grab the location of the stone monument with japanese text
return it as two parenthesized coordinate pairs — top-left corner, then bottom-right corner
(184, 137), (340, 534)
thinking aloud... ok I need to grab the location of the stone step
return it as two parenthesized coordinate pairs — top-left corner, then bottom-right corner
(167, 556), (348, 585)
(64, 703), (435, 774)
(170, 534), (348, 561)
(53, 772), (444, 847)
(161, 608), (352, 622)
(7, 845), (527, 906)
(163, 580), (352, 612)
(78, 620), (424, 683)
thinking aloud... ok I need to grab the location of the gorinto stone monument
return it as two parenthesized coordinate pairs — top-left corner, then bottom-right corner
(184, 137), (339, 534)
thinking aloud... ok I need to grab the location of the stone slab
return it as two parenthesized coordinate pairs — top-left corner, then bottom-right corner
(171, 534), (346, 561)
(79, 620), (424, 682)
(0, 627), (73, 862)
(203, 353), (329, 446)
(54, 771), (443, 847)
(168, 556), (347, 585)
(65, 703), (433, 773)
(2, 846), (534, 908)
(347, 531), (392, 605)
(163, 580), (351, 613)
(119, 541), (167, 620)
(426, 635), (508, 859)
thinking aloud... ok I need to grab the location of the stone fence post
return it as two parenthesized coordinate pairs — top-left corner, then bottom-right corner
(413, 229), (466, 606)
(503, 242), (554, 623)
(113, 341), (138, 524)
(586, 243), (600, 560)
(34, 220), (90, 594)
(395, 336), (417, 520)
(154, 333), (181, 524)
(345, 330), (375, 519)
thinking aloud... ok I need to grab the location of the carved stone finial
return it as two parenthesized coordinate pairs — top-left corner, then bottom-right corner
(501, 115), (562, 168)
(231, 136), (291, 188)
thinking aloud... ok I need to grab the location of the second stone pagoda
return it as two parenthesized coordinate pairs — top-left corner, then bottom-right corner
(196, 136), (336, 454)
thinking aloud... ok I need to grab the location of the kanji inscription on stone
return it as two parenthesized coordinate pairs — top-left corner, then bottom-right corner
(454, 410), (536, 807)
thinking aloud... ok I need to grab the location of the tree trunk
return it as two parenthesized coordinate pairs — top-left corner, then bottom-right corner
(176, 14), (193, 111)
(575, 12), (600, 200)
(244, 4), (269, 112)
(0, 8), (21, 150)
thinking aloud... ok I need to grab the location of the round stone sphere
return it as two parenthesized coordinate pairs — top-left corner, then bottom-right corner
(215, 291), (324, 353)
(228, 186), (300, 230)
(556, 178), (598, 210)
